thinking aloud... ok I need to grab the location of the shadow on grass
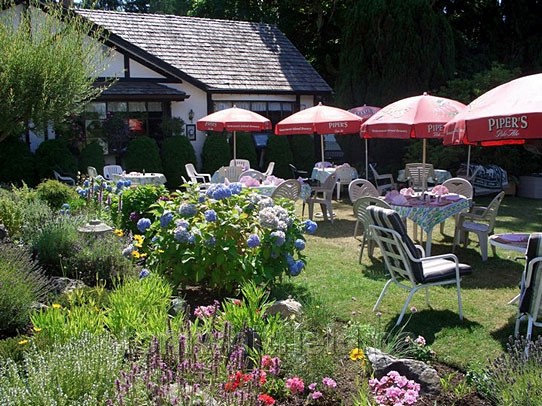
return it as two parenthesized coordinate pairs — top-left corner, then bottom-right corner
(383, 309), (483, 346)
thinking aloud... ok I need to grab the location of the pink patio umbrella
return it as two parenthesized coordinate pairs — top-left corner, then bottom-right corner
(275, 102), (363, 165)
(348, 105), (381, 178)
(361, 93), (466, 189)
(197, 105), (272, 160)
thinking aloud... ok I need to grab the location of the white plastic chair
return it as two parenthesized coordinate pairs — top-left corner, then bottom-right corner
(369, 164), (395, 195)
(103, 165), (123, 180)
(453, 191), (506, 261)
(369, 206), (472, 325)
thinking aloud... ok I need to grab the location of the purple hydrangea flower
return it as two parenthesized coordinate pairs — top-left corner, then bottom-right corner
(247, 234), (260, 248)
(160, 211), (174, 227)
(204, 209), (217, 222)
(137, 217), (152, 233)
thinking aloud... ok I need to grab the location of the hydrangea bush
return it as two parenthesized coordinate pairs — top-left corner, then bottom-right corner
(129, 183), (317, 292)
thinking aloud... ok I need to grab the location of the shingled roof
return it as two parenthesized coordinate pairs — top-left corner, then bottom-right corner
(75, 9), (332, 95)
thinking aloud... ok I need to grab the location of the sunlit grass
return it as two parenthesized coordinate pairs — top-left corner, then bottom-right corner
(286, 195), (542, 369)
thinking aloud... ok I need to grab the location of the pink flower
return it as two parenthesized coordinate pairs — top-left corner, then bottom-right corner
(285, 376), (305, 394)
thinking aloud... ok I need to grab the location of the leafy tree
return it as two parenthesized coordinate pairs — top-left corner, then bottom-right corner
(335, 0), (455, 108)
(0, 1), (112, 143)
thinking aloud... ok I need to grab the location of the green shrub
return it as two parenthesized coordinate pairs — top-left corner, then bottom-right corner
(235, 132), (258, 169)
(0, 244), (52, 334)
(0, 138), (36, 186)
(0, 189), (25, 238)
(265, 135), (294, 179)
(64, 232), (137, 287)
(79, 141), (105, 175)
(201, 132), (230, 173)
(289, 134), (315, 172)
(110, 184), (167, 233)
(34, 139), (78, 181)
(137, 184), (311, 292)
(161, 136), (197, 188)
(124, 136), (162, 173)
(31, 216), (82, 275)
(0, 332), (125, 405)
(36, 179), (79, 210)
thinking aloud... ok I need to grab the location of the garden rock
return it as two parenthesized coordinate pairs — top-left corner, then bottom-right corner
(51, 276), (87, 295)
(265, 298), (303, 318)
(366, 347), (441, 395)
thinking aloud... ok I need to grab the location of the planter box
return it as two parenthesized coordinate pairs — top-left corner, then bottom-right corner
(518, 176), (542, 199)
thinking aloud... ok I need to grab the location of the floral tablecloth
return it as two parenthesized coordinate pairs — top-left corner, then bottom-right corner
(390, 197), (470, 233)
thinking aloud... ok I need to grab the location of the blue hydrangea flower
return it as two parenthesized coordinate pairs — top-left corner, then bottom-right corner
(270, 230), (286, 247)
(247, 234), (260, 248)
(228, 182), (243, 195)
(294, 239), (306, 250)
(303, 220), (318, 234)
(174, 229), (194, 244)
(179, 203), (197, 217)
(137, 218), (152, 233)
(139, 268), (150, 279)
(204, 209), (217, 222)
(206, 184), (232, 200)
(160, 211), (174, 227)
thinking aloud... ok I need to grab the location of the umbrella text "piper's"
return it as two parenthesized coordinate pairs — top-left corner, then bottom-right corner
(488, 116), (528, 132)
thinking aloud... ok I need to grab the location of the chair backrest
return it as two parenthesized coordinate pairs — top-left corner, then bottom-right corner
(368, 206), (424, 284)
(353, 196), (392, 236)
(519, 233), (542, 317)
(87, 166), (98, 179)
(348, 179), (379, 203)
(405, 163), (435, 189)
(264, 161), (275, 177)
(271, 179), (301, 201)
(218, 165), (243, 182)
(441, 177), (473, 199)
(239, 169), (266, 182)
(230, 159), (250, 169)
(103, 165), (123, 180)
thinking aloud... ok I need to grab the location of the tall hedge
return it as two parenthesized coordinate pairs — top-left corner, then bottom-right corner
(265, 135), (294, 179)
(161, 136), (197, 188)
(234, 133), (258, 169)
(79, 141), (105, 175)
(35, 139), (78, 181)
(289, 134), (315, 172)
(201, 132), (230, 173)
(0, 138), (36, 186)
(124, 136), (162, 173)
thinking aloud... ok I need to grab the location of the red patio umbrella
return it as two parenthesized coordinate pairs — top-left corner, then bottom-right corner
(197, 105), (272, 160)
(348, 105), (381, 179)
(275, 102), (363, 164)
(361, 93), (466, 189)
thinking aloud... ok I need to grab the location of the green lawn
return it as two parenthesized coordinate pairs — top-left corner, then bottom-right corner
(287, 194), (542, 370)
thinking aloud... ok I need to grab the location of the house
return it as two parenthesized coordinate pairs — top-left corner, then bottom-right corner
(64, 8), (332, 165)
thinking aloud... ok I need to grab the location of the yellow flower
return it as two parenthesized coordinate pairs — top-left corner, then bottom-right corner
(18, 339), (29, 345)
(52, 303), (62, 309)
(349, 348), (366, 362)
(114, 229), (124, 237)
(33, 326), (42, 333)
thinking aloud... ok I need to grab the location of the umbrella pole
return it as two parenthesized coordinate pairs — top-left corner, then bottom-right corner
(422, 138), (427, 191)
(365, 138), (369, 180)
(233, 131), (237, 161)
(466, 145), (471, 177)
(320, 134), (325, 165)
